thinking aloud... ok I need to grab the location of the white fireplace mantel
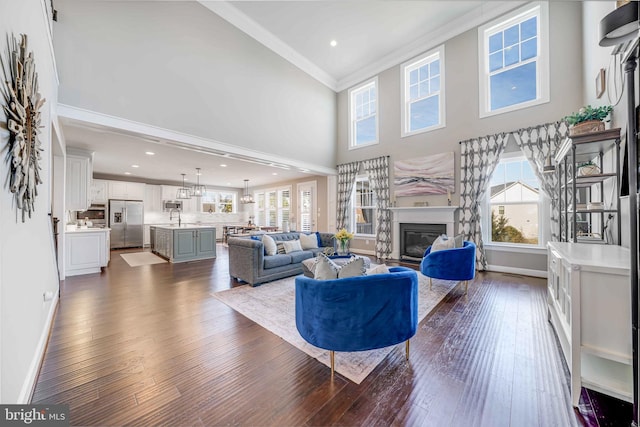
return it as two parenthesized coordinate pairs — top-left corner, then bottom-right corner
(389, 206), (459, 259)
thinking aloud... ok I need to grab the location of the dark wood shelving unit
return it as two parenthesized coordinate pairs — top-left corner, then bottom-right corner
(555, 128), (621, 244)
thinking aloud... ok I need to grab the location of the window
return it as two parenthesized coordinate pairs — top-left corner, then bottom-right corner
(351, 176), (377, 236)
(200, 190), (236, 213)
(254, 187), (290, 228)
(401, 46), (445, 136)
(478, 2), (548, 117)
(348, 77), (378, 149)
(487, 153), (541, 246)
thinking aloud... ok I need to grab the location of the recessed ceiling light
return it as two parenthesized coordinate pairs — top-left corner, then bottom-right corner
(220, 164), (227, 167)
(330, 40), (337, 47)
(145, 151), (155, 156)
(272, 172), (278, 175)
(226, 182), (231, 186)
(131, 164), (139, 168)
(124, 172), (132, 175)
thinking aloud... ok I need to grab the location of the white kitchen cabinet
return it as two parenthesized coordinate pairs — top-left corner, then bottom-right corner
(90, 179), (108, 204)
(161, 185), (179, 201)
(547, 241), (632, 406)
(144, 184), (162, 213)
(108, 180), (145, 200)
(66, 151), (93, 211)
(65, 228), (110, 276)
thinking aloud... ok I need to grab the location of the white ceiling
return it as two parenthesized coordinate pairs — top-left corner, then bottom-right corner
(62, 0), (519, 187)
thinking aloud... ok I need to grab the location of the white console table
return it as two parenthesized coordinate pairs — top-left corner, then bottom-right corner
(547, 241), (632, 406)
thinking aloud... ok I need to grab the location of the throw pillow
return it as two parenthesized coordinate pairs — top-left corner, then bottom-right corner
(431, 234), (455, 252)
(338, 256), (366, 278)
(314, 254), (340, 280)
(299, 233), (318, 250)
(276, 242), (286, 254)
(367, 264), (390, 275)
(454, 234), (464, 248)
(262, 234), (277, 256)
(282, 239), (303, 254)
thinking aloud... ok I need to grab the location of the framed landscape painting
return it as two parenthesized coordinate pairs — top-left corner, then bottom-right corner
(394, 152), (454, 196)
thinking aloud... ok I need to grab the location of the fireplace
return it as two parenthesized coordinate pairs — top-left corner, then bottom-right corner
(399, 223), (447, 262)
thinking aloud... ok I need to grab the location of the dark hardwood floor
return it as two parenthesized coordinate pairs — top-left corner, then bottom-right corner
(31, 245), (632, 426)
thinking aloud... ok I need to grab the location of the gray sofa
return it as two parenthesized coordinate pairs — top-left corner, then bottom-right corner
(228, 232), (335, 286)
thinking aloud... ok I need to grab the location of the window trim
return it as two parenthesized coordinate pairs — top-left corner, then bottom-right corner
(199, 190), (237, 213)
(483, 151), (548, 250)
(351, 175), (377, 238)
(348, 76), (379, 150)
(477, 2), (549, 118)
(253, 185), (291, 228)
(401, 45), (446, 137)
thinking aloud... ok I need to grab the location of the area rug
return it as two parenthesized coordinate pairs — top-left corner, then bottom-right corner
(212, 272), (459, 384)
(120, 252), (167, 267)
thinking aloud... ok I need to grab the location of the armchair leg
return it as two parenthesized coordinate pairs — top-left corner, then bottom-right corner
(464, 280), (468, 294)
(429, 277), (432, 290)
(330, 350), (335, 378)
(405, 340), (410, 361)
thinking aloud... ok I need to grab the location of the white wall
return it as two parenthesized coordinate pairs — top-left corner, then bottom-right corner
(53, 0), (337, 170)
(0, 0), (61, 403)
(338, 2), (585, 273)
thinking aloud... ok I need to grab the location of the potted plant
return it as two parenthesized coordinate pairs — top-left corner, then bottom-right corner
(334, 228), (354, 256)
(564, 105), (613, 136)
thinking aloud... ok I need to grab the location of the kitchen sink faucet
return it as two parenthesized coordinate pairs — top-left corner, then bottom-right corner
(169, 208), (182, 227)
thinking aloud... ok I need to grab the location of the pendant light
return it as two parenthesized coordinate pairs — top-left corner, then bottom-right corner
(192, 168), (206, 198)
(240, 179), (255, 204)
(176, 173), (192, 199)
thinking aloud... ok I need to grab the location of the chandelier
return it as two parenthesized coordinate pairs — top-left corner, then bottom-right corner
(240, 179), (255, 204)
(192, 168), (206, 198)
(176, 173), (192, 199)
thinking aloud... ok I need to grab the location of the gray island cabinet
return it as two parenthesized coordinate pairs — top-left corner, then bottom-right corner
(150, 225), (216, 263)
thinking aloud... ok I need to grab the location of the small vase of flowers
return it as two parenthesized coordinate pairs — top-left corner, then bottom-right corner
(334, 228), (354, 256)
(565, 105), (613, 136)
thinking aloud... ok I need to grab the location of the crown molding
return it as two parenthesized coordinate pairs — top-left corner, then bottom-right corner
(335, 1), (526, 92)
(57, 104), (337, 176)
(198, 1), (338, 91)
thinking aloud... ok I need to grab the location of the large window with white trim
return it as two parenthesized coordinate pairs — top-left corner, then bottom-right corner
(351, 176), (377, 237)
(478, 2), (548, 117)
(348, 77), (378, 149)
(200, 190), (236, 213)
(401, 46), (445, 136)
(486, 153), (542, 246)
(254, 187), (290, 228)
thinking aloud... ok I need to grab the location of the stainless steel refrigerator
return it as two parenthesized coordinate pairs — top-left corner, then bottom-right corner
(109, 199), (144, 249)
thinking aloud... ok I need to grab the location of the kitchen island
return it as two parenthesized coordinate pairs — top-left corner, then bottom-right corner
(150, 225), (216, 263)
(65, 227), (111, 276)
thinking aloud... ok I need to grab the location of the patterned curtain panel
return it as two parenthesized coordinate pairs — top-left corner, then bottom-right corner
(336, 161), (360, 231)
(362, 156), (392, 259)
(512, 121), (570, 242)
(458, 133), (507, 270)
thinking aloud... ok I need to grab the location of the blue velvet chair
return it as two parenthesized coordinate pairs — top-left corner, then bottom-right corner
(295, 266), (418, 377)
(420, 240), (476, 293)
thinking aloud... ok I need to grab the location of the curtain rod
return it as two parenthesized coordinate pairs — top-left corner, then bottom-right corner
(458, 120), (568, 144)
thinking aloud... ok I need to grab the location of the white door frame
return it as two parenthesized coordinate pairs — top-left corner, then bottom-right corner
(297, 181), (317, 232)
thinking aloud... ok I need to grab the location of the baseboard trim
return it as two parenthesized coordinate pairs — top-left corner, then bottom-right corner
(486, 264), (547, 279)
(18, 291), (59, 403)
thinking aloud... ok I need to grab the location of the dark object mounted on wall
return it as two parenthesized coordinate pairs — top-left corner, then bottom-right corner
(599, 1), (639, 47)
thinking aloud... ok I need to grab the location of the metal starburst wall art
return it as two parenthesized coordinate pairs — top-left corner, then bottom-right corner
(0, 34), (45, 222)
